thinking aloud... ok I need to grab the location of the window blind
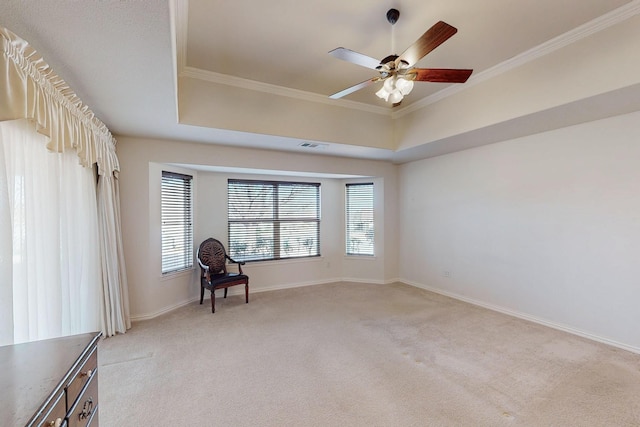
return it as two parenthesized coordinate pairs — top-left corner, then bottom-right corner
(161, 171), (193, 273)
(228, 179), (320, 261)
(346, 183), (374, 256)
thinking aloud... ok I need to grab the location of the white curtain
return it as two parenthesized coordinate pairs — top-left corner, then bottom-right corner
(97, 173), (131, 336)
(0, 26), (130, 344)
(0, 119), (100, 343)
(0, 120), (14, 345)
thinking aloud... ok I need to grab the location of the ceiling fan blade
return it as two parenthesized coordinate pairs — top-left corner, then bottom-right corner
(329, 78), (379, 99)
(411, 68), (473, 83)
(396, 21), (458, 67)
(329, 47), (381, 70)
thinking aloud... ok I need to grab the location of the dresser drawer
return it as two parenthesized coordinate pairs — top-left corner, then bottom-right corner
(1, 332), (100, 427)
(36, 390), (67, 427)
(65, 348), (97, 409)
(67, 371), (98, 427)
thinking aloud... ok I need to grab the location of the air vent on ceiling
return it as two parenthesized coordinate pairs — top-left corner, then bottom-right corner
(298, 142), (329, 150)
(298, 142), (328, 149)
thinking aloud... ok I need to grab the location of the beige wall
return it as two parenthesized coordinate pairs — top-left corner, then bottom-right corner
(398, 110), (640, 352)
(116, 137), (398, 320)
(179, 77), (393, 150)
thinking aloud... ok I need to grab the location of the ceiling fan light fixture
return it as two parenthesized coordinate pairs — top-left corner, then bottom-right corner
(375, 86), (391, 102)
(376, 75), (413, 103)
(396, 77), (414, 95)
(383, 75), (397, 92)
(388, 90), (404, 104)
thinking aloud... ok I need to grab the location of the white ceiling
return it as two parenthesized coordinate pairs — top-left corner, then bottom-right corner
(1, 0), (639, 163)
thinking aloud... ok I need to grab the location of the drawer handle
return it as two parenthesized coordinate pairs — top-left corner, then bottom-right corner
(78, 397), (94, 421)
(47, 418), (63, 427)
(79, 369), (93, 378)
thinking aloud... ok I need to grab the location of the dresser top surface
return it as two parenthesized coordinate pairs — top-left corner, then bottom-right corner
(0, 332), (101, 426)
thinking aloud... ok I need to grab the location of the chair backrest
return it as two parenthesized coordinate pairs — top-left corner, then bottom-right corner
(197, 238), (228, 275)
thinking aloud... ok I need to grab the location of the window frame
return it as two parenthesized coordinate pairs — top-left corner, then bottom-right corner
(227, 179), (321, 262)
(345, 182), (375, 256)
(161, 171), (194, 275)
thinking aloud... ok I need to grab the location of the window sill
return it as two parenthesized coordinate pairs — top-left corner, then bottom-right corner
(344, 255), (377, 260)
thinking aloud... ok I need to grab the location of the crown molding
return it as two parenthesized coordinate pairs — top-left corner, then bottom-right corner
(169, 0), (188, 123)
(392, 0), (640, 119)
(173, 0), (188, 73)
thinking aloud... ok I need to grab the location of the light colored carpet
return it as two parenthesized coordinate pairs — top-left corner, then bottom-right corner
(98, 282), (640, 426)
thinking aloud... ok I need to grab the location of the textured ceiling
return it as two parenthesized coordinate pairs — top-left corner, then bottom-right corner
(0, 0), (638, 163)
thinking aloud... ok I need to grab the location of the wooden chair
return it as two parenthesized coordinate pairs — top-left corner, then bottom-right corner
(196, 238), (249, 313)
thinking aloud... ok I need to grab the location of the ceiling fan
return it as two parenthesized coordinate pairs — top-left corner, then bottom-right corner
(328, 8), (473, 105)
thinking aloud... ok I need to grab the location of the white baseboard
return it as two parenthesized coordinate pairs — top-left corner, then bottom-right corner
(401, 278), (640, 355)
(340, 277), (386, 285)
(130, 296), (201, 322)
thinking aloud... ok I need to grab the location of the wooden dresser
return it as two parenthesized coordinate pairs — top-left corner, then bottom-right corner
(0, 332), (101, 426)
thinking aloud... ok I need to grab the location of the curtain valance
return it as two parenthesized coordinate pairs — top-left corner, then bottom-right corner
(1, 26), (119, 176)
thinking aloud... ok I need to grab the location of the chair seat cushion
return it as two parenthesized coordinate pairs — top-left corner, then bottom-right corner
(207, 273), (248, 288)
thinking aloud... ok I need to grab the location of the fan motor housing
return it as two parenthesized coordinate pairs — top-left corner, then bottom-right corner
(386, 8), (400, 25)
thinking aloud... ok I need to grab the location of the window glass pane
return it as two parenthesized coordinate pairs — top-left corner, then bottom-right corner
(228, 181), (274, 220)
(228, 222), (274, 261)
(280, 222), (319, 257)
(346, 183), (374, 256)
(162, 171), (193, 273)
(278, 183), (319, 219)
(228, 179), (320, 262)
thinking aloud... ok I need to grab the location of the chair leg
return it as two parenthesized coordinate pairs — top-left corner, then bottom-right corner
(245, 282), (249, 304)
(210, 290), (215, 313)
(200, 285), (205, 305)
(224, 288), (228, 299)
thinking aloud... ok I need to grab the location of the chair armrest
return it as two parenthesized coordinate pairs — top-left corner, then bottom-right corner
(225, 255), (245, 274)
(196, 248), (211, 281)
(225, 254), (245, 265)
